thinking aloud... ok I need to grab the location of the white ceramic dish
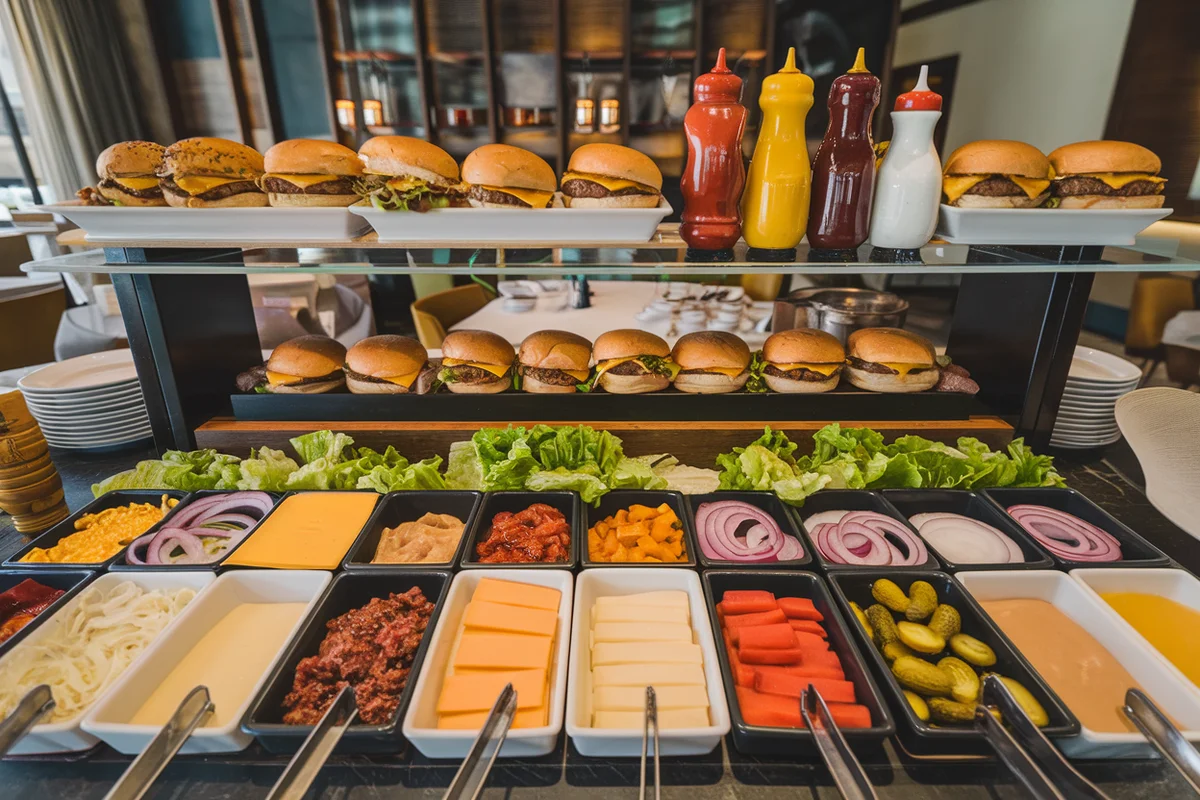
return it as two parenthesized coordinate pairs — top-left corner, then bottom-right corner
(39, 204), (371, 242)
(1068, 347), (1143, 383)
(957, 570), (1200, 758)
(37, 410), (150, 431)
(82, 570), (330, 755)
(2, 571), (216, 755)
(23, 385), (143, 404)
(936, 205), (1172, 246)
(565, 568), (730, 757)
(1116, 388), (1200, 541)
(1069, 568), (1200, 691)
(42, 429), (154, 449)
(351, 200), (672, 243)
(18, 350), (137, 392)
(25, 398), (146, 418)
(402, 569), (573, 759)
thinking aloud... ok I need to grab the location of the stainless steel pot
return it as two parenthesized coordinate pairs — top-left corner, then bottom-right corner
(771, 287), (909, 343)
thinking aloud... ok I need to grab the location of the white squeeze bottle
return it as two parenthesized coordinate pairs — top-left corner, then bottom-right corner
(868, 64), (943, 249)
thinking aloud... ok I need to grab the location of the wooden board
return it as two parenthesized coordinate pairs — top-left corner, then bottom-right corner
(193, 416), (1015, 465)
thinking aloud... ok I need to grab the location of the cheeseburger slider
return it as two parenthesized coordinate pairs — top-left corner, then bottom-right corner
(1047, 140), (1166, 209)
(261, 138), (363, 207)
(345, 335), (434, 394)
(518, 330), (592, 393)
(237, 335), (346, 394)
(941, 140), (1052, 208)
(761, 329), (845, 393)
(158, 137), (267, 208)
(671, 331), (751, 394)
(590, 330), (677, 394)
(78, 141), (167, 206)
(845, 328), (937, 393)
(356, 136), (466, 211)
(439, 330), (515, 394)
(463, 144), (556, 209)
(561, 144), (663, 209)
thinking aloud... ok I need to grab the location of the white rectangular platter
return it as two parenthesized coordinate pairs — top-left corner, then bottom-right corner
(936, 205), (1171, 246)
(40, 204), (371, 242)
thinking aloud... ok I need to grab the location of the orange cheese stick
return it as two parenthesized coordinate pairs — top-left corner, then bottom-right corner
(734, 623), (797, 650)
(777, 597), (823, 621)
(720, 590), (778, 614)
(792, 631), (830, 651)
(754, 672), (856, 703)
(723, 608), (787, 630)
(788, 619), (827, 637)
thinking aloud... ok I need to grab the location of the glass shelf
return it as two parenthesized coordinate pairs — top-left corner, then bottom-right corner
(22, 241), (1199, 276)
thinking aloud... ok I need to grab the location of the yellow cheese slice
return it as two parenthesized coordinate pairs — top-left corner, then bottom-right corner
(113, 177), (160, 191)
(562, 171), (656, 194)
(386, 176), (428, 192)
(1080, 172), (1166, 190)
(379, 369), (420, 388)
(442, 358), (510, 377)
(264, 173), (340, 189)
(879, 362), (933, 376)
(1008, 176), (1050, 199)
(593, 357), (659, 380)
(941, 175), (986, 204)
(265, 370), (302, 386)
(482, 185), (553, 208)
(563, 369), (591, 382)
(769, 361), (843, 376)
(173, 175), (246, 194)
(704, 366), (748, 377)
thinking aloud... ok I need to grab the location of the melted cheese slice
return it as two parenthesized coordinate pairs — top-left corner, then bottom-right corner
(1079, 172), (1166, 189)
(379, 370), (420, 388)
(562, 171), (656, 194)
(112, 177), (160, 191)
(174, 175), (246, 194)
(482, 185), (553, 208)
(386, 176), (428, 192)
(942, 174), (1049, 204)
(704, 366), (748, 377)
(442, 358), (510, 377)
(769, 362), (843, 376)
(1008, 176), (1051, 198)
(264, 173), (340, 189)
(563, 369), (591, 382)
(266, 370), (302, 386)
(879, 362), (932, 376)
(594, 357), (655, 379)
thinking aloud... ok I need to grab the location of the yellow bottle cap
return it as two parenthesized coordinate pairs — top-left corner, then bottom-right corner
(848, 47), (870, 74)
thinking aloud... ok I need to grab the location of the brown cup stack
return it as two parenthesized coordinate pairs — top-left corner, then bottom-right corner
(0, 391), (69, 534)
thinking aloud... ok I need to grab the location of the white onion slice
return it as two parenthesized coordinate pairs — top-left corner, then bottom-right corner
(909, 512), (1023, 564)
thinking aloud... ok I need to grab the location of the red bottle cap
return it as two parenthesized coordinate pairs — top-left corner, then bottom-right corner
(894, 64), (942, 111)
(694, 47), (743, 103)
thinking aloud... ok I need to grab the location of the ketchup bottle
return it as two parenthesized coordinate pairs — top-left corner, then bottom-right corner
(807, 47), (881, 253)
(681, 48), (748, 256)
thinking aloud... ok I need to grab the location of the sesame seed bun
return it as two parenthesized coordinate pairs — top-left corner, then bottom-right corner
(96, 141), (165, 179)
(463, 144), (556, 192)
(263, 138), (365, 177)
(158, 137), (264, 179)
(943, 140), (1050, 180)
(358, 135), (459, 186)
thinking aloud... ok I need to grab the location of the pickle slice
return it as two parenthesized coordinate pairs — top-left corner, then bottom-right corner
(990, 674), (1050, 728)
(904, 690), (930, 722)
(850, 601), (874, 640)
(949, 633), (997, 667)
(882, 640), (914, 663)
(896, 621), (946, 655)
(928, 697), (977, 724)
(891, 655), (952, 697)
(937, 656), (981, 704)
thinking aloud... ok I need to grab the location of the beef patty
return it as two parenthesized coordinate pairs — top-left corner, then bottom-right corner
(963, 177), (1028, 197)
(520, 366), (581, 386)
(445, 364), (508, 383)
(469, 185), (542, 207)
(1053, 176), (1162, 197)
(98, 178), (163, 199)
(262, 176), (356, 195)
(345, 363), (430, 392)
(764, 364), (842, 382)
(161, 176), (262, 201)
(847, 357), (933, 376)
(561, 178), (654, 199)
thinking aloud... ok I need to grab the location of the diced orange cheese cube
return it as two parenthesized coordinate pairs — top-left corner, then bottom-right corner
(454, 632), (552, 671)
(437, 669), (547, 714)
(471, 577), (561, 611)
(463, 600), (558, 637)
(438, 705), (548, 730)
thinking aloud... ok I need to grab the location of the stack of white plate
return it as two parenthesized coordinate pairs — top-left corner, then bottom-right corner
(1052, 346), (1142, 449)
(17, 350), (152, 450)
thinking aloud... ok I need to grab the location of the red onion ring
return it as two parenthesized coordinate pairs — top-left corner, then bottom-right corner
(1006, 505), (1122, 562)
(695, 500), (805, 562)
(126, 491), (274, 565)
(909, 512), (1023, 564)
(809, 510), (928, 566)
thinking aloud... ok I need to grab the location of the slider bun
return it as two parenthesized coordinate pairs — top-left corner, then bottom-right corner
(593, 329), (670, 361)
(441, 329), (515, 366)
(847, 327), (935, 365)
(563, 194), (663, 209)
(673, 371), (749, 394)
(444, 377), (510, 394)
(1056, 195), (1165, 210)
(566, 143), (663, 190)
(159, 137), (264, 178)
(462, 144), (556, 191)
(1048, 140), (1160, 177)
(943, 140), (1049, 179)
(96, 185), (167, 207)
(671, 330), (751, 371)
(952, 193), (1048, 209)
(346, 375), (408, 394)
(358, 135), (459, 185)
(96, 141), (165, 178)
(263, 138), (364, 176)
(267, 192), (359, 208)
(266, 334), (347, 378)
(763, 328), (844, 364)
(518, 329), (591, 370)
(269, 376), (345, 394)
(346, 335), (427, 378)
(598, 372), (670, 394)
(846, 367), (938, 393)
(764, 373), (840, 394)
(522, 374), (579, 394)
(164, 190), (268, 208)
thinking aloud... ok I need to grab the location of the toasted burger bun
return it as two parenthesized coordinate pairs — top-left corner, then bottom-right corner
(1047, 140), (1161, 177)
(164, 190), (269, 209)
(567, 144), (663, 190)
(159, 137), (264, 179)
(445, 376), (510, 394)
(846, 327), (937, 393)
(267, 334), (346, 377)
(519, 329), (591, 371)
(943, 140), (1050, 179)
(763, 328), (844, 365)
(672, 331), (751, 371)
(96, 185), (168, 207)
(522, 374), (579, 394)
(463, 144), (556, 192)
(1056, 195), (1165, 210)
(951, 193), (1049, 209)
(846, 367), (937, 393)
(346, 334), (427, 376)
(263, 138), (364, 176)
(97, 141), (165, 179)
(266, 192), (361, 208)
(593, 329), (670, 361)
(598, 372), (671, 394)
(563, 194), (663, 209)
(674, 371), (749, 394)
(442, 329), (515, 367)
(764, 373), (840, 394)
(358, 135), (459, 186)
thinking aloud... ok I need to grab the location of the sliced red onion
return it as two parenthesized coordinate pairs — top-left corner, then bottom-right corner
(124, 491), (274, 565)
(909, 512), (1023, 564)
(810, 510), (928, 566)
(168, 492), (273, 528)
(695, 500), (804, 562)
(1006, 505), (1122, 562)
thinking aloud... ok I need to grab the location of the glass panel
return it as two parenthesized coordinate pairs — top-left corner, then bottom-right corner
(349, 0), (415, 52)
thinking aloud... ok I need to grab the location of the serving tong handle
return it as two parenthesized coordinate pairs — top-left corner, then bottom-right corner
(443, 682), (517, 800)
(267, 684), (358, 800)
(1123, 687), (1200, 794)
(640, 686), (660, 800)
(800, 686), (877, 800)
(0, 684), (54, 757)
(104, 685), (213, 800)
(977, 675), (1109, 800)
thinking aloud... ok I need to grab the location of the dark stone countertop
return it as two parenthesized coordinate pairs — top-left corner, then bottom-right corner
(0, 442), (1196, 798)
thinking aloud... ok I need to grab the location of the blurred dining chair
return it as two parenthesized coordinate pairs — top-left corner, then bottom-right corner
(0, 284), (66, 371)
(410, 283), (496, 349)
(0, 232), (34, 278)
(1125, 275), (1195, 386)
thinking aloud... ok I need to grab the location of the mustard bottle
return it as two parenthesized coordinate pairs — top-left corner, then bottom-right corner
(741, 48), (815, 255)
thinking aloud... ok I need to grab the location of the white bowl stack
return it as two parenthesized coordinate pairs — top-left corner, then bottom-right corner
(1051, 346), (1142, 449)
(17, 350), (152, 450)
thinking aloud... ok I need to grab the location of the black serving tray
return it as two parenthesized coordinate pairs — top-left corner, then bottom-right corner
(793, 491), (940, 572)
(826, 570), (1080, 757)
(242, 569), (452, 754)
(460, 492), (581, 570)
(983, 487), (1171, 569)
(231, 389), (976, 423)
(701, 570), (895, 756)
(881, 490), (1055, 572)
(343, 491), (482, 570)
(0, 568), (95, 659)
(686, 491), (812, 569)
(3, 490), (189, 570)
(581, 490), (697, 568)
(109, 490), (282, 572)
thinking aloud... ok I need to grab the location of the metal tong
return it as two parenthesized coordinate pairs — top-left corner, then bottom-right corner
(641, 686), (660, 800)
(0, 684), (55, 757)
(1123, 687), (1200, 794)
(800, 686), (878, 800)
(266, 684), (359, 800)
(442, 682), (517, 800)
(976, 674), (1109, 800)
(104, 685), (214, 800)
